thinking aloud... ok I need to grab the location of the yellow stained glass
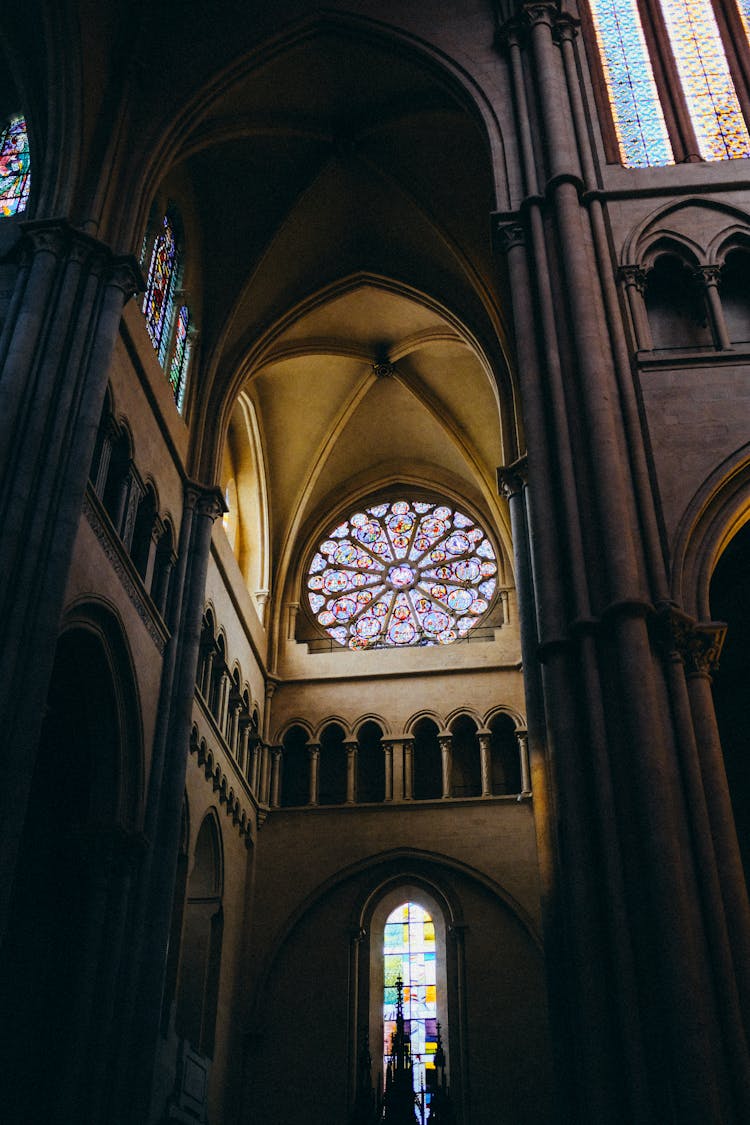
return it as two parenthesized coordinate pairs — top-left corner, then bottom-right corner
(659, 0), (750, 160)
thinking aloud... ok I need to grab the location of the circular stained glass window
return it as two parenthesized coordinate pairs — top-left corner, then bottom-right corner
(306, 498), (498, 649)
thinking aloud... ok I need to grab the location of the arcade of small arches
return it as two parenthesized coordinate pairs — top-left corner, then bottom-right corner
(272, 712), (529, 810)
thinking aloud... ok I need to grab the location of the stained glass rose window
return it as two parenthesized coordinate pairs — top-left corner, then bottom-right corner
(306, 498), (498, 649)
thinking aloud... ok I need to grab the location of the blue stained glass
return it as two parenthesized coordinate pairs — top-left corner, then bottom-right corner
(307, 497), (497, 650)
(588, 0), (674, 167)
(383, 903), (438, 1113)
(659, 0), (750, 161)
(0, 115), (30, 216)
(143, 213), (180, 361)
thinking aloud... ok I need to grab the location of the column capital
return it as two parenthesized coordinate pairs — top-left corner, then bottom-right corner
(497, 455), (528, 499)
(307, 742), (321, 759)
(523, 2), (559, 31)
(696, 264), (722, 288)
(618, 264), (649, 294)
(492, 211), (527, 254)
(656, 606), (727, 679)
(19, 219), (143, 297)
(184, 479), (226, 521)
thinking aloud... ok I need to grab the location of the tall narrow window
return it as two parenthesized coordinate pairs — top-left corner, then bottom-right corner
(738, 0), (750, 39)
(169, 304), (191, 412)
(383, 902), (438, 1118)
(658, 0), (750, 159)
(0, 114), (30, 216)
(588, 0), (674, 166)
(142, 212), (180, 363)
(587, 1), (750, 165)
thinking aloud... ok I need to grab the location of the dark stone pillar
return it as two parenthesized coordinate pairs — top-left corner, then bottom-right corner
(0, 220), (140, 941)
(111, 481), (224, 1125)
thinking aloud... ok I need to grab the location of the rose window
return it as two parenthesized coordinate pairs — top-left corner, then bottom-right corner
(306, 498), (498, 649)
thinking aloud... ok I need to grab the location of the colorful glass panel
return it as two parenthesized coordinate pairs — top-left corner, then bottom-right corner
(169, 305), (191, 412)
(383, 903), (438, 1115)
(307, 498), (497, 650)
(588, 0), (673, 167)
(659, 0), (750, 160)
(142, 213), (179, 361)
(738, 0), (750, 39)
(0, 115), (31, 216)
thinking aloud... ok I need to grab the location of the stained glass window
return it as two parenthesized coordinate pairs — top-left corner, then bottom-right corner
(738, 0), (750, 39)
(588, 0), (674, 167)
(169, 305), (191, 412)
(0, 115), (31, 216)
(142, 212), (180, 363)
(659, 0), (750, 160)
(383, 903), (437, 1116)
(306, 498), (498, 650)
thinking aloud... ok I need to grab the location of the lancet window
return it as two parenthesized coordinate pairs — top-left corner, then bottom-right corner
(383, 902), (438, 1118)
(0, 114), (30, 216)
(586, 0), (750, 166)
(142, 209), (194, 411)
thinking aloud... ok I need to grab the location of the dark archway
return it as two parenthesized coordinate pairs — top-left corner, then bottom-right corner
(358, 720), (385, 803)
(413, 719), (442, 801)
(710, 519), (750, 884)
(0, 621), (139, 1122)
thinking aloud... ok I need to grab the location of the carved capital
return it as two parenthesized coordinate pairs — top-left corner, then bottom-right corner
(493, 213), (526, 255)
(696, 264), (722, 289)
(184, 479), (226, 521)
(20, 219), (71, 260)
(497, 456), (528, 499)
(105, 254), (143, 299)
(656, 606), (727, 678)
(618, 264), (649, 294)
(553, 12), (580, 44)
(494, 15), (526, 53)
(523, 2), (559, 31)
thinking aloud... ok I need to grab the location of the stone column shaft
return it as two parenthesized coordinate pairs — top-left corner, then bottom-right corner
(402, 740), (414, 802)
(308, 745), (320, 807)
(270, 748), (282, 809)
(477, 731), (492, 798)
(0, 221), (140, 942)
(345, 742), (357, 804)
(438, 734), (452, 800)
(383, 741), (394, 802)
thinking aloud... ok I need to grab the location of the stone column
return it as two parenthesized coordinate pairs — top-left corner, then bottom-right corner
(698, 265), (732, 350)
(619, 266), (653, 351)
(438, 733), (452, 800)
(402, 739), (414, 802)
(383, 740), (394, 802)
(116, 481), (224, 1123)
(270, 748), (282, 809)
(345, 741), (357, 804)
(517, 731), (531, 796)
(477, 729), (492, 798)
(250, 739), (262, 793)
(238, 719), (252, 776)
(308, 744), (320, 807)
(92, 414), (118, 498)
(0, 221), (140, 942)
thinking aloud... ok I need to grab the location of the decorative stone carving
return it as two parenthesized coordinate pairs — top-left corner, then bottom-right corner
(497, 456), (528, 500)
(656, 606), (727, 678)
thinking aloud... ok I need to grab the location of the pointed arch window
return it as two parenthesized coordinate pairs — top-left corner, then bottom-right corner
(383, 902), (438, 1118)
(585, 0), (750, 165)
(0, 114), (30, 216)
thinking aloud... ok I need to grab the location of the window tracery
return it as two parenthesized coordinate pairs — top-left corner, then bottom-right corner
(0, 114), (30, 216)
(306, 498), (498, 650)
